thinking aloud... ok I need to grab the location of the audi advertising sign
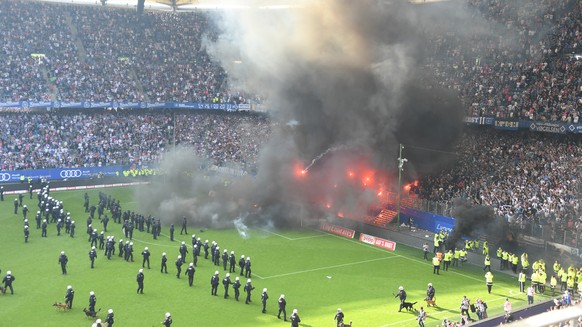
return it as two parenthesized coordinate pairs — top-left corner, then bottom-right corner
(0, 173), (13, 182)
(59, 169), (83, 178)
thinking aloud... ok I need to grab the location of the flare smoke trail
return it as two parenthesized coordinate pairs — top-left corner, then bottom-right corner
(135, 0), (530, 232)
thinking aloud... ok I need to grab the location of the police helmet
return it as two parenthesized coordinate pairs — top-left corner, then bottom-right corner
(215, 270), (219, 275)
(399, 286), (404, 291)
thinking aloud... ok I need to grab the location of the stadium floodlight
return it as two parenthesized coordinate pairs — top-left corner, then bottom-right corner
(396, 144), (407, 230)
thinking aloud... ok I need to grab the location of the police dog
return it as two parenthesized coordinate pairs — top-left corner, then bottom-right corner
(402, 301), (417, 311)
(83, 308), (100, 318)
(340, 321), (353, 327)
(425, 297), (437, 307)
(53, 302), (69, 310)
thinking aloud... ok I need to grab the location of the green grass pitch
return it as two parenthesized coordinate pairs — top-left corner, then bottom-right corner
(0, 186), (551, 327)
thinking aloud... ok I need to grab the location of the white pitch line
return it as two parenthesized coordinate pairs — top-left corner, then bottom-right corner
(259, 229), (294, 240)
(288, 234), (331, 240)
(259, 256), (400, 280)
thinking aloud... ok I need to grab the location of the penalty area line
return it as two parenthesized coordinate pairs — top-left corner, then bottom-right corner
(259, 256), (400, 280)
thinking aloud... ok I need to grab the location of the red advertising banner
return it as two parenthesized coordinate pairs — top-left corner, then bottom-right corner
(319, 222), (355, 239)
(359, 233), (396, 251)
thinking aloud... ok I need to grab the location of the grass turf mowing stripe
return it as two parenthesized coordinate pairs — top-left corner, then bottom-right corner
(258, 256), (401, 280)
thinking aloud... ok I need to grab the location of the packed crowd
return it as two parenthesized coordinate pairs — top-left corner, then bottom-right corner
(424, 0), (582, 122)
(418, 127), (581, 243)
(0, 0), (254, 104)
(0, 111), (269, 171)
(174, 113), (270, 171)
(0, 0), (581, 120)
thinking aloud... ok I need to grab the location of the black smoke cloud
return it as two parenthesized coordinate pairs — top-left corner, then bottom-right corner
(135, 0), (502, 230)
(447, 198), (512, 250)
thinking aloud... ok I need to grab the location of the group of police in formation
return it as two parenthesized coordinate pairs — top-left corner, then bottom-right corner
(2, 183), (303, 327)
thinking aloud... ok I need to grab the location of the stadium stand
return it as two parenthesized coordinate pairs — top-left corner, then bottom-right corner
(0, 0), (579, 247)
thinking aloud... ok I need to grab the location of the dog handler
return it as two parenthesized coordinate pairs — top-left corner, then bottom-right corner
(395, 286), (407, 312)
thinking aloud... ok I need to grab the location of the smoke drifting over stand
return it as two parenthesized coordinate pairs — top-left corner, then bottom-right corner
(447, 199), (513, 250)
(135, 0), (493, 230)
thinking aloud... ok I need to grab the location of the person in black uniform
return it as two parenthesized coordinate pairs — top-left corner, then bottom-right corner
(98, 232), (105, 249)
(211, 271), (219, 296)
(244, 278), (255, 304)
(70, 220), (75, 238)
(229, 251), (236, 273)
(56, 219), (63, 236)
(126, 242), (134, 262)
(222, 273), (232, 298)
(213, 246), (220, 266)
(239, 255), (246, 276)
(14, 198), (18, 214)
(88, 291), (97, 312)
(118, 239), (124, 258)
(278, 294), (287, 320)
(0, 185), (4, 201)
(179, 242), (188, 264)
(102, 215), (109, 232)
(162, 312), (172, 327)
(334, 308), (344, 327)
(105, 309), (114, 327)
(2, 271), (15, 294)
(84, 193), (89, 212)
(222, 249), (229, 271)
(426, 282), (436, 303)
(142, 247), (151, 269)
(175, 256), (183, 279)
(203, 240), (210, 259)
(233, 276), (241, 301)
(24, 225), (29, 243)
(192, 245), (199, 267)
(22, 205), (28, 219)
(65, 285), (74, 309)
(290, 309), (301, 327)
(89, 246), (98, 269)
(261, 288), (269, 313)
(161, 252), (168, 273)
(244, 257), (252, 278)
(136, 269), (144, 294)
(180, 216), (187, 235)
(395, 286), (407, 312)
(36, 211), (41, 229)
(169, 224), (174, 241)
(59, 251), (68, 275)
(185, 263), (196, 286)
(18, 193), (23, 206)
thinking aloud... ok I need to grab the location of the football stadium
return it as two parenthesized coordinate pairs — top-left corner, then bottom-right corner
(0, 0), (580, 326)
